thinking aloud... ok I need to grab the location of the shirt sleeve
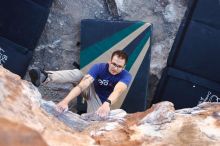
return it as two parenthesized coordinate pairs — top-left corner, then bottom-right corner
(87, 64), (100, 79)
(120, 72), (132, 86)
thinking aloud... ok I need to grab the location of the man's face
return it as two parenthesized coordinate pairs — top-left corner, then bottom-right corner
(108, 55), (126, 75)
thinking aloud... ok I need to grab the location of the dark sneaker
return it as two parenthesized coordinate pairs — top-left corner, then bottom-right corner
(29, 68), (48, 87)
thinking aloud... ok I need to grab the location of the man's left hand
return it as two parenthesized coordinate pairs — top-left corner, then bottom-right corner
(96, 102), (110, 118)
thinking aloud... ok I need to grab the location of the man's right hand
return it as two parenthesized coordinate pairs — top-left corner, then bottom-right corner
(55, 100), (68, 114)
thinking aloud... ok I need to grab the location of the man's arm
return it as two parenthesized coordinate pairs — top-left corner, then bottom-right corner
(108, 81), (128, 104)
(56, 74), (94, 113)
(96, 81), (128, 117)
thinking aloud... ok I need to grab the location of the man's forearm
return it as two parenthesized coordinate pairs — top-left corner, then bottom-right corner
(62, 86), (82, 104)
(107, 90), (122, 104)
(107, 82), (127, 105)
(62, 74), (94, 104)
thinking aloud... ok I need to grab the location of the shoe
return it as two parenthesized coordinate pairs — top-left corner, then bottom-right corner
(29, 68), (48, 87)
(73, 61), (80, 69)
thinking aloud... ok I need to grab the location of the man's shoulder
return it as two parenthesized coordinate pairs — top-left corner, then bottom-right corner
(89, 63), (107, 72)
(92, 63), (107, 69)
(94, 63), (106, 66)
(119, 70), (132, 86)
(122, 69), (131, 76)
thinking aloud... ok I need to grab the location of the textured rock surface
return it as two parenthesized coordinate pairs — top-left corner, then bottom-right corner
(2, 67), (220, 146)
(0, 118), (48, 146)
(25, 0), (189, 108)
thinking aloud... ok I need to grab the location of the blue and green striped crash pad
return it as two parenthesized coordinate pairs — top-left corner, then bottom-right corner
(78, 19), (152, 113)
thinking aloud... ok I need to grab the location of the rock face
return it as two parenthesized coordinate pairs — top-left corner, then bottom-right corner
(0, 118), (48, 146)
(26, 0), (189, 108)
(2, 66), (220, 146)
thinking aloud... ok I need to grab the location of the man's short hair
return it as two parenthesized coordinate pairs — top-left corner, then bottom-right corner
(111, 50), (128, 64)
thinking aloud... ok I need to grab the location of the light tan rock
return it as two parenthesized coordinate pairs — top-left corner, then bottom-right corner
(0, 66), (96, 146)
(0, 117), (48, 146)
(1, 66), (220, 146)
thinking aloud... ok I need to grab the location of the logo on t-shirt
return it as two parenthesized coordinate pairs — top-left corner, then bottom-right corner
(98, 79), (109, 86)
(0, 47), (8, 65)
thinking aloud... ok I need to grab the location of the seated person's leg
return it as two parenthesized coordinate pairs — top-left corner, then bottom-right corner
(29, 68), (84, 86)
(81, 83), (102, 113)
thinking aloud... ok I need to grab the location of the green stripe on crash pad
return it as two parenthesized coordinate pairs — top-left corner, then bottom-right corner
(125, 30), (151, 71)
(80, 22), (145, 68)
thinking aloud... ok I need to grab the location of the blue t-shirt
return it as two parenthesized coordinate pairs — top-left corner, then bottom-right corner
(87, 63), (132, 103)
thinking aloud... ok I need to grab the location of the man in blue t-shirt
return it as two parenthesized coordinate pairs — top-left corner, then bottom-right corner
(29, 50), (132, 117)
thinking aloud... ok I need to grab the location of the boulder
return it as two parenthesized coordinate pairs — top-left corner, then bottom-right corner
(2, 66), (220, 146)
